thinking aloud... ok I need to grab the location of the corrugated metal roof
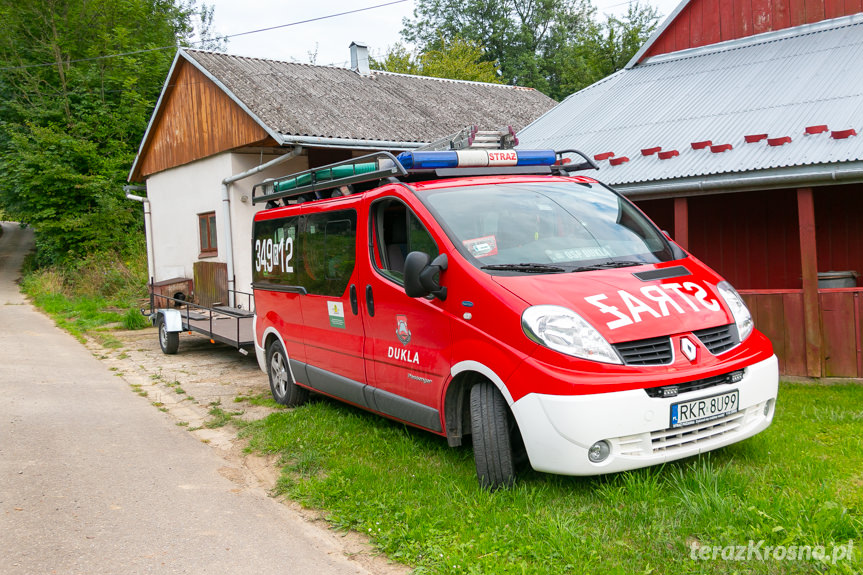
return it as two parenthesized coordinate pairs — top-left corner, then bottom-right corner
(518, 14), (863, 189)
(183, 49), (556, 145)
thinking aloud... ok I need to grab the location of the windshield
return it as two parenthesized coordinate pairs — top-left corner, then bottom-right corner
(421, 181), (677, 273)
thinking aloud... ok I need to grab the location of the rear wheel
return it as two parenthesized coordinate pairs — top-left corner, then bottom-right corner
(157, 315), (179, 355)
(470, 382), (517, 490)
(266, 339), (309, 407)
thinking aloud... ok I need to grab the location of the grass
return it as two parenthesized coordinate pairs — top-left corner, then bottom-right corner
(23, 290), (125, 342)
(20, 253), (149, 343)
(122, 307), (149, 330)
(235, 392), (289, 410)
(239, 382), (862, 574)
(205, 406), (244, 428)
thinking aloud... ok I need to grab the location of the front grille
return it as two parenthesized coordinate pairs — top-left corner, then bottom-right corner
(614, 336), (673, 365)
(644, 369), (743, 398)
(693, 324), (739, 355)
(650, 408), (749, 452)
(615, 401), (768, 457)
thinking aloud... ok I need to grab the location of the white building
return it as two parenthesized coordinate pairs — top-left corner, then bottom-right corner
(128, 45), (556, 309)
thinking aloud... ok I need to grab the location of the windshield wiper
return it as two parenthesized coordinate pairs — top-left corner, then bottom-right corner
(481, 263), (567, 273)
(570, 261), (643, 272)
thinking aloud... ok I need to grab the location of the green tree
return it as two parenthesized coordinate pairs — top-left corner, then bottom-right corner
(593, 2), (661, 76)
(0, 0), (221, 266)
(371, 37), (501, 83)
(401, 0), (659, 99)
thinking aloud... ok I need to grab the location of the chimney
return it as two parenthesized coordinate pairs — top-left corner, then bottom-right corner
(350, 41), (370, 76)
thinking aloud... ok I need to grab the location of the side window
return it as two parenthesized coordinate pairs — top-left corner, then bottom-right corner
(301, 211), (358, 297)
(372, 199), (438, 284)
(198, 212), (217, 257)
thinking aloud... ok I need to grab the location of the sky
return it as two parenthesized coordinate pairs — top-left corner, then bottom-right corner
(207, 0), (683, 69)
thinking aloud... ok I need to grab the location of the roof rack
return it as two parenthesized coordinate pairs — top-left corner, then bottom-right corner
(252, 151), (406, 206)
(252, 136), (599, 209)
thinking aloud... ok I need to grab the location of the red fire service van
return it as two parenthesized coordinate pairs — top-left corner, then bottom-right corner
(251, 130), (778, 489)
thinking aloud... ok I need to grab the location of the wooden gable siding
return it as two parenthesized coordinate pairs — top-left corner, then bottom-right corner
(640, 0), (862, 61)
(136, 60), (270, 179)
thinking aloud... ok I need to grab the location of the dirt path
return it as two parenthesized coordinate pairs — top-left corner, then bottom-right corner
(0, 221), (408, 575)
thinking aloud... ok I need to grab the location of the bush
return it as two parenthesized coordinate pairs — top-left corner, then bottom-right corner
(21, 227), (148, 302)
(71, 250), (148, 305)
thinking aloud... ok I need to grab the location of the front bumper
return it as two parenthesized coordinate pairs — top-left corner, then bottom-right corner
(510, 354), (779, 476)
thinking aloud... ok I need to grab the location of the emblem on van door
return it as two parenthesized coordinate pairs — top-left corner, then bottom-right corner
(681, 336), (697, 362)
(396, 315), (411, 345)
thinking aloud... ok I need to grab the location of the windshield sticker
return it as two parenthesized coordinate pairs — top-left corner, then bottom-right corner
(327, 301), (345, 329)
(463, 235), (498, 258)
(584, 282), (721, 330)
(545, 247), (609, 262)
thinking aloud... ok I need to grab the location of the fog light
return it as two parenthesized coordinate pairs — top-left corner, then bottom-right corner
(764, 399), (774, 417)
(588, 440), (610, 463)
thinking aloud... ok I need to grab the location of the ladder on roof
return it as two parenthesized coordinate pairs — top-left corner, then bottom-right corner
(417, 125), (519, 151)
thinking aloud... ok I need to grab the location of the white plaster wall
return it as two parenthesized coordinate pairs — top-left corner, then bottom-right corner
(144, 151), (309, 310)
(146, 153), (233, 283)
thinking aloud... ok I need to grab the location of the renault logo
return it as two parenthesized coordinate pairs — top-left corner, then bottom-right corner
(681, 337), (697, 362)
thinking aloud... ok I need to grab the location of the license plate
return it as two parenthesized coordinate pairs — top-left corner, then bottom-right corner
(670, 390), (739, 428)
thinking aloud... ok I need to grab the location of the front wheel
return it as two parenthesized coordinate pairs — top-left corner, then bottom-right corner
(470, 382), (517, 490)
(157, 315), (179, 355)
(266, 339), (309, 407)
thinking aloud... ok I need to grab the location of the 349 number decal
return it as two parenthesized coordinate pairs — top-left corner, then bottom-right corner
(255, 236), (293, 274)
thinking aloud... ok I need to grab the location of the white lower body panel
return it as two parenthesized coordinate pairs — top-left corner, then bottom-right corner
(511, 355), (779, 476)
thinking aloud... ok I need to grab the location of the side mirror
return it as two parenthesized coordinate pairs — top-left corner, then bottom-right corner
(404, 252), (448, 301)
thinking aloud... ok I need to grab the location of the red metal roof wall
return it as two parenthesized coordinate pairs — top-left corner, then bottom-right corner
(640, 0), (863, 61)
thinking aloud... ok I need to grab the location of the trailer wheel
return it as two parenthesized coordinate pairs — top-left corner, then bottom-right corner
(267, 339), (308, 407)
(470, 382), (517, 490)
(157, 315), (179, 355)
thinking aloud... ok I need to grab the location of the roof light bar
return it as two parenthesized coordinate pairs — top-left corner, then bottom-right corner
(396, 149), (556, 171)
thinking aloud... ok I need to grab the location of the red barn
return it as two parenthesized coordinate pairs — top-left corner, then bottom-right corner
(519, 4), (863, 378)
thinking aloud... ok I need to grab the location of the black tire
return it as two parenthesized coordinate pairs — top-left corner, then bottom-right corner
(266, 339), (309, 407)
(157, 315), (179, 355)
(470, 382), (517, 490)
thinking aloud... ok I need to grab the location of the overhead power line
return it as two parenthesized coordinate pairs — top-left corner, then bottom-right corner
(0, 0), (409, 72)
(222, 0), (409, 40)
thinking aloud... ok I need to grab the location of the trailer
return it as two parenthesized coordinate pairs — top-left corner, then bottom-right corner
(146, 284), (254, 355)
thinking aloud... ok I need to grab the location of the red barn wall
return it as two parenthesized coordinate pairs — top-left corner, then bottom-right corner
(636, 185), (863, 289)
(640, 0), (863, 61)
(814, 184), (863, 277)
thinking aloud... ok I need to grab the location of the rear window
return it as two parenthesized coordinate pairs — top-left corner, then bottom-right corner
(253, 209), (357, 296)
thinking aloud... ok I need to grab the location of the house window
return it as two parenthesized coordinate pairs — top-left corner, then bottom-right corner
(198, 212), (217, 257)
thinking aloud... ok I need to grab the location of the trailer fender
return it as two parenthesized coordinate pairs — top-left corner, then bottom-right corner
(156, 309), (183, 332)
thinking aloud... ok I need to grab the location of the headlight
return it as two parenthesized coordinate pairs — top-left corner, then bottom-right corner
(716, 281), (753, 342)
(522, 305), (621, 364)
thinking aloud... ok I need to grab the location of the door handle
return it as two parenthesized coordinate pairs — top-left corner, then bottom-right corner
(365, 284), (375, 317)
(349, 284), (358, 315)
